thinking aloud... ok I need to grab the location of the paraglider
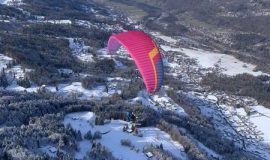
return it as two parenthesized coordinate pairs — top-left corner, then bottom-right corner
(107, 31), (164, 93)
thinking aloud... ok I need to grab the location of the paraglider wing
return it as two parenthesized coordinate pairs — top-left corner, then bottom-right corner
(108, 31), (163, 93)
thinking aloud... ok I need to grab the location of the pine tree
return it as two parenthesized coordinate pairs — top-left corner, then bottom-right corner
(0, 68), (9, 88)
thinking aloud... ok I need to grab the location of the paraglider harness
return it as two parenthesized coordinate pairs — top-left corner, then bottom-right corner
(135, 69), (142, 79)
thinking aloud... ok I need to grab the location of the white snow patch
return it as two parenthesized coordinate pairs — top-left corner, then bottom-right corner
(0, 54), (12, 70)
(7, 65), (32, 79)
(68, 38), (94, 62)
(34, 15), (45, 20)
(75, 20), (97, 29)
(57, 82), (108, 100)
(46, 20), (72, 24)
(98, 47), (133, 60)
(75, 140), (92, 159)
(151, 32), (178, 44)
(75, 19), (123, 32)
(247, 106), (270, 144)
(161, 45), (182, 52)
(57, 68), (73, 75)
(0, 54), (37, 91)
(28, 19), (72, 25)
(0, 0), (22, 5)
(64, 112), (95, 160)
(0, 20), (10, 23)
(39, 145), (57, 157)
(5, 84), (38, 92)
(113, 59), (125, 68)
(206, 95), (218, 103)
(105, 77), (131, 94)
(107, 77), (130, 82)
(132, 91), (187, 116)
(64, 112), (96, 135)
(152, 94), (186, 115)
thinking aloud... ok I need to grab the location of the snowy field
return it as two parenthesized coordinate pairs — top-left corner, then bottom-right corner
(56, 82), (108, 100)
(237, 106), (270, 144)
(63, 112), (187, 160)
(161, 45), (267, 76)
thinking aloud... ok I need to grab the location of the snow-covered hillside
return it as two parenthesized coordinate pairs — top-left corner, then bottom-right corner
(185, 91), (270, 159)
(149, 31), (270, 158)
(64, 112), (188, 160)
(1, 0), (270, 159)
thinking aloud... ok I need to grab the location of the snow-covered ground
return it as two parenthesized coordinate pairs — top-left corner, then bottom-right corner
(75, 19), (124, 32)
(132, 90), (187, 116)
(192, 91), (270, 147)
(75, 20), (98, 29)
(7, 65), (32, 79)
(237, 105), (270, 144)
(151, 31), (270, 158)
(185, 91), (270, 159)
(28, 19), (72, 25)
(53, 77), (128, 99)
(1, 51), (123, 99)
(64, 112), (187, 160)
(0, 0), (22, 5)
(97, 46), (132, 60)
(46, 20), (72, 24)
(39, 145), (57, 158)
(5, 83), (38, 92)
(161, 45), (267, 76)
(57, 82), (108, 100)
(67, 38), (94, 62)
(106, 77), (130, 94)
(0, 20), (11, 23)
(151, 32), (178, 44)
(0, 53), (36, 92)
(155, 27), (270, 157)
(0, 54), (12, 70)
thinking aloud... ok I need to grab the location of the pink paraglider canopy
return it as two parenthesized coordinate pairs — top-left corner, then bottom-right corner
(107, 31), (163, 93)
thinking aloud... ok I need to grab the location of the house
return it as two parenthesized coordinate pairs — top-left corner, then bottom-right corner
(145, 151), (154, 158)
